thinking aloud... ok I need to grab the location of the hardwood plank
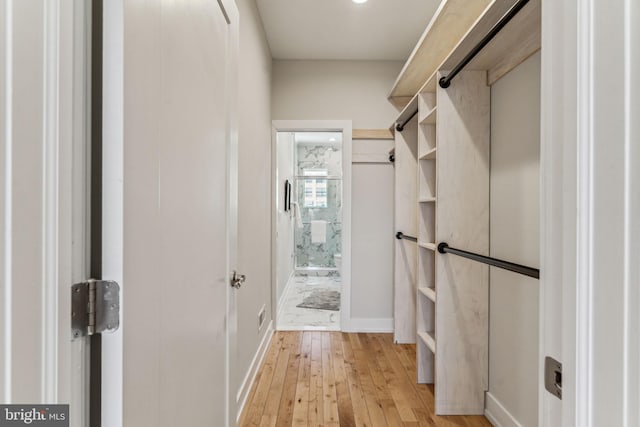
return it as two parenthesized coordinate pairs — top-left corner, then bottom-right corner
(360, 335), (405, 427)
(321, 333), (340, 426)
(292, 332), (312, 426)
(392, 341), (416, 376)
(369, 336), (417, 423)
(350, 334), (387, 427)
(239, 332), (493, 427)
(330, 332), (356, 427)
(276, 332), (304, 427)
(379, 399), (405, 427)
(431, 415), (473, 427)
(413, 407), (437, 427)
(379, 335), (425, 405)
(262, 333), (295, 423)
(308, 332), (324, 427)
(258, 415), (276, 427)
(240, 332), (286, 426)
(342, 333), (374, 426)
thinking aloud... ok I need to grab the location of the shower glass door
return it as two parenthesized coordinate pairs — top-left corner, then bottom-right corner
(294, 132), (343, 271)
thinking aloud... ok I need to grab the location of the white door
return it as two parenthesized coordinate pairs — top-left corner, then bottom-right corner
(541, 0), (640, 425)
(101, 0), (239, 426)
(0, 0), (89, 425)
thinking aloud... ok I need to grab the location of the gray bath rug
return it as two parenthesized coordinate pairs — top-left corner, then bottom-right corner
(296, 290), (341, 311)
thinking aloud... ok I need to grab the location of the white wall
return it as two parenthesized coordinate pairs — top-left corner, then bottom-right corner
(272, 60), (403, 128)
(272, 60), (400, 329)
(487, 52), (540, 427)
(275, 132), (295, 303)
(235, 0), (273, 412)
(351, 140), (394, 329)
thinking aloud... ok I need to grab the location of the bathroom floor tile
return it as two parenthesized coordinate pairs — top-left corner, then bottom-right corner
(276, 275), (341, 331)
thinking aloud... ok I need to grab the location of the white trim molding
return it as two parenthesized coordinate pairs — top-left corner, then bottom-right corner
(1, 0), (14, 404)
(235, 321), (274, 423)
(41, 0), (61, 403)
(484, 392), (524, 427)
(623, 2), (640, 426)
(540, 0), (640, 425)
(271, 120), (353, 331)
(275, 271), (295, 329)
(345, 318), (393, 333)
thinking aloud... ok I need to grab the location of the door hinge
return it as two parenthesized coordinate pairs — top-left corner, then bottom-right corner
(230, 271), (246, 289)
(72, 280), (120, 340)
(544, 356), (562, 399)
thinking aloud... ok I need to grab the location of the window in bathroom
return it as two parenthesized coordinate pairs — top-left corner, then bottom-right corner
(303, 169), (328, 208)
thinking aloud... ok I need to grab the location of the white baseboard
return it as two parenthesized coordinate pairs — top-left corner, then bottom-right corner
(484, 392), (523, 427)
(276, 271), (295, 326)
(344, 317), (394, 333)
(236, 321), (274, 422)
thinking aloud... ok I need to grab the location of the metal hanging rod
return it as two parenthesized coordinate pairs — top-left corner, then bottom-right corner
(395, 108), (419, 132)
(437, 242), (539, 279)
(439, 0), (530, 89)
(396, 231), (418, 242)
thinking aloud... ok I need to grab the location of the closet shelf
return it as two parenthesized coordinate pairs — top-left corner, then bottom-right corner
(393, 94), (419, 131)
(439, 0), (541, 87)
(419, 106), (437, 125)
(420, 72), (438, 95)
(418, 331), (436, 353)
(418, 242), (437, 251)
(419, 147), (437, 160)
(419, 287), (436, 302)
(388, 0), (493, 103)
(418, 197), (437, 203)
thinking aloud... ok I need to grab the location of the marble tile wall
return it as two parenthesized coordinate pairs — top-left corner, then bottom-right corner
(295, 144), (342, 269)
(297, 144), (342, 176)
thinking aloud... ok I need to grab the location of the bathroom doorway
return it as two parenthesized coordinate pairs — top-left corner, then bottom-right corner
(272, 121), (352, 331)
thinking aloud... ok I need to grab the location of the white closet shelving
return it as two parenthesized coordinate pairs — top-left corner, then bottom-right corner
(391, 0), (540, 416)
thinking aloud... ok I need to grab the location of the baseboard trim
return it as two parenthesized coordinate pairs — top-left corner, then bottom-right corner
(276, 271), (295, 326)
(236, 321), (274, 422)
(484, 392), (523, 427)
(345, 317), (394, 333)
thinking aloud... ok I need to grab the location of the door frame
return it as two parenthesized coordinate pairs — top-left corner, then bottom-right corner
(101, 1), (123, 426)
(271, 120), (353, 331)
(1, 0), (89, 421)
(540, 0), (639, 425)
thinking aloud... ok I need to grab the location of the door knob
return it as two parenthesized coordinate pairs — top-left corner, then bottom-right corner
(231, 271), (246, 289)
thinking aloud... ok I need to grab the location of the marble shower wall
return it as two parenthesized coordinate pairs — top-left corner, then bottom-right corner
(297, 144), (342, 176)
(295, 143), (342, 269)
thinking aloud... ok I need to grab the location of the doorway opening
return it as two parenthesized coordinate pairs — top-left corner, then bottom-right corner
(272, 122), (352, 332)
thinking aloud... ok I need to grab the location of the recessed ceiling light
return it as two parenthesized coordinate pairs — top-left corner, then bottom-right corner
(352, 0), (368, 4)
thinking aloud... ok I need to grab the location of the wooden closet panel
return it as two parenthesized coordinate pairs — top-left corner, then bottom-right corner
(393, 119), (418, 344)
(435, 70), (490, 414)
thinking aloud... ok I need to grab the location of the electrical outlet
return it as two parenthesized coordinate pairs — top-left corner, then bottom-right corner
(257, 305), (266, 330)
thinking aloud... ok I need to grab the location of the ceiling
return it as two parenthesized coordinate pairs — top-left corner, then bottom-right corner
(294, 132), (343, 145)
(255, 0), (443, 61)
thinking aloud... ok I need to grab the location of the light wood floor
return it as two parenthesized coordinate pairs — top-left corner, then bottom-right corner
(238, 331), (493, 427)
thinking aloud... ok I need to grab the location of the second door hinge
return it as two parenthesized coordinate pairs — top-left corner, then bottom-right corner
(72, 279), (120, 340)
(544, 356), (562, 399)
